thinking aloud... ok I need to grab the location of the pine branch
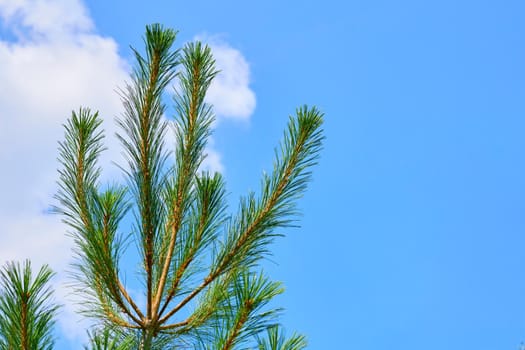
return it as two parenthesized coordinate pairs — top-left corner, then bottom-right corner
(219, 271), (283, 350)
(215, 106), (324, 274)
(157, 172), (226, 320)
(256, 326), (307, 350)
(116, 24), (178, 320)
(56, 108), (142, 327)
(0, 260), (59, 350)
(152, 41), (218, 320)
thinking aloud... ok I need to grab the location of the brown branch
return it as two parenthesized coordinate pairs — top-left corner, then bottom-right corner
(92, 270), (143, 327)
(156, 249), (193, 318)
(151, 56), (201, 321)
(222, 300), (252, 350)
(101, 206), (145, 324)
(219, 128), (308, 270)
(20, 292), (28, 350)
(150, 195), (183, 319)
(139, 48), (161, 320)
(119, 281), (145, 320)
(158, 274), (214, 324)
(105, 307), (142, 329)
(157, 319), (190, 331)
(76, 128), (91, 232)
(157, 196), (209, 318)
(75, 133), (142, 326)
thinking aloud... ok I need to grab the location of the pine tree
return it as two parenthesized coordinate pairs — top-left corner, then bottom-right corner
(0, 23), (323, 349)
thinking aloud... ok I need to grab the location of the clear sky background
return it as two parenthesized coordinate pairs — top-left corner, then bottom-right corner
(1, 0), (525, 349)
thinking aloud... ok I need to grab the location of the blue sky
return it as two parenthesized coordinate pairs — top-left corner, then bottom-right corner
(1, 0), (525, 349)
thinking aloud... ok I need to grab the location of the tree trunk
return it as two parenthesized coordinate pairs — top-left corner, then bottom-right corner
(140, 329), (155, 350)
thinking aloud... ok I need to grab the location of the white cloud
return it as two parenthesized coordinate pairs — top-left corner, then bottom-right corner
(0, 0), (128, 346)
(193, 35), (256, 173)
(0, 0), (93, 39)
(201, 138), (225, 174)
(197, 35), (256, 122)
